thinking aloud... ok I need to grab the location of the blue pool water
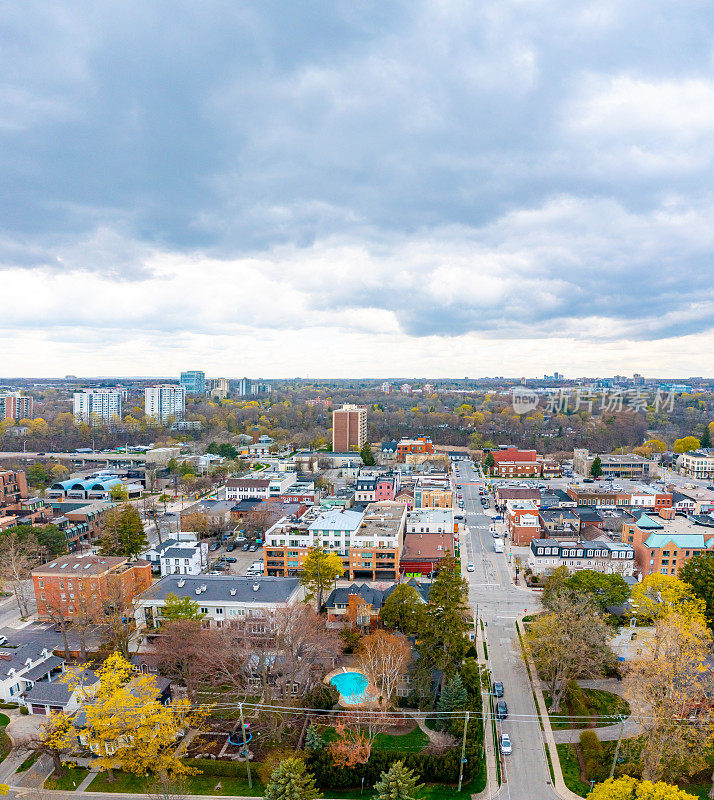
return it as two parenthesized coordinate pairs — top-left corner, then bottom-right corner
(329, 671), (370, 704)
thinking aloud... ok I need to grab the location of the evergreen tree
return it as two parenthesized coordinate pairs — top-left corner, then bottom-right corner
(437, 673), (467, 714)
(100, 503), (148, 558)
(483, 451), (495, 475)
(360, 441), (376, 466)
(590, 456), (603, 478)
(700, 424), (712, 448)
(264, 757), (321, 800)
(373, 760), (423, 800)
(160, 593), (206, 622)
(304, 724), (323, 751)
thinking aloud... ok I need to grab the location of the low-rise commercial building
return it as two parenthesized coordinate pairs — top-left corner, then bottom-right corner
(573, 448), (653, 479)
(405, 508), (455, 535)
(396, 437), (435, 462)
(506, 500), (541, 545)
(400, 531), (454, 576)
(528, 538), (635, 576)
(489, 446), (540, 477)
(677, 449), (714, 480)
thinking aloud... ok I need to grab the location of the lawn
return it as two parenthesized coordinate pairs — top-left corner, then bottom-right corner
(373, 725), (429, 753)
(46, 767), (91, 790)
(0, 713), (11, 762)
(544, 689), (629, 730)
(17, 751), (40, 773)
(556, 744), (591, 798)
(89, 770), (266, 796)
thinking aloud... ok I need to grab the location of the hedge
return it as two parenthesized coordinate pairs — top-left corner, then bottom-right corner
(182, 758), (256, 777)
(579, 730), (606, 782)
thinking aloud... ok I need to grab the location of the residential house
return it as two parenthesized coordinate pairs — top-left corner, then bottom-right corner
(527, 538), (635, 577)
(325, 579), (431, 629)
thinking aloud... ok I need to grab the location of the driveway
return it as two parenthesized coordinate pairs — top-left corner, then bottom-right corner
(7, 713), (45, 745)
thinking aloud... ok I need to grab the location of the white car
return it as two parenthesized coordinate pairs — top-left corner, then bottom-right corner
(467, 563), (475, 572)
(499, 733), (512, 755)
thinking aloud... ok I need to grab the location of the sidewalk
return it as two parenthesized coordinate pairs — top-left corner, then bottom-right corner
(473, 621), (499, 800)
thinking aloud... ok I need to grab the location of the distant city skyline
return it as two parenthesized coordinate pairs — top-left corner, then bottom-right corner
(2, 2), (714, 376)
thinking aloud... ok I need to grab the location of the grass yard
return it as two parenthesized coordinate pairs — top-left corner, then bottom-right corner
(89, 770), (265, 796)
(544, 689), (629, 730)
(46, 767), (91, 790)
(16, 751), (40, 773)
(0, 713), (11, 762)
(556, 744), (591, 798)
(373, 725), (429, 752)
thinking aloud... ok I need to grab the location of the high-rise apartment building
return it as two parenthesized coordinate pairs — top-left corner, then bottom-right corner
(73, 390), (122, 424)
(145, 385), (186, 422)
(0, 392), (34, 421)
(332, 403), (368, 452)
(179, 370), (206, 394)
(206, 378), (229, 399)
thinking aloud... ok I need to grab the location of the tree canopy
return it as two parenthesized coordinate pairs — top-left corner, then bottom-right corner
(160, 593), (206, 622)
(100, 504), (148, 558)
(299, 546), (345, 610)
(544, 570), (630, 612)
(587, 777), (697, 800)
(264, 757), (321, 800)
(679, 555), (714, 631)
(379, 584), (425, 635)
(590, 456), (603, 478)
(630, 574), (706, 626)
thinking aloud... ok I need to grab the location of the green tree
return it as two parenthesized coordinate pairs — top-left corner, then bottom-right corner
(551, 571), (630, 612)
(700, 425), (711, 448)
(217, 442), (238, 459)
(680, 555), (714, 631)
(590, 456), (603, 478)
(100, 503), (148, 558)
(110, 484), (129, 501)
(205, 442), (219, 454)
(379, 585), (425, 635)
(436, 673), (467, 728)
(373, 760), (423, 800)
(299, 546), (345, 610)
(264, 757), (320, 800)
(483, 451), (495, 474)
(360, 442), (376, 466)
(166, 457), (179, 474)
(419, 555), (470, 676)
(159, 593), (206, 622)
(304, 725), (323, 752)
(26, 462), (51, 488)
(12, 523), (66, 556)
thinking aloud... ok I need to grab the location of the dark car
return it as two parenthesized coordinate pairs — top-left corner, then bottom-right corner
(225, 543), (236, 552)
(222, 556), (237, 563)
(209, 541), (221, 551)
(496, 700), (508, 720)
(242, 543), (250, 551)
(493, 681), (504, 698)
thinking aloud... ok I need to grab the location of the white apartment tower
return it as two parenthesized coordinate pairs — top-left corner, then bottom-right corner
(145, 385), (186, 422)
(73, 390), (122, 424)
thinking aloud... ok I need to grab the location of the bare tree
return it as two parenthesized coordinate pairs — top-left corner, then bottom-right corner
(358, 630), (411, 708)
(0, 529), (39, 617)
(152, 620), (212, 701)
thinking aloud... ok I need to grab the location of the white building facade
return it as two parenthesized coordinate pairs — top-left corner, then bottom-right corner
(144, 385), (186, 422)
(73, 390), (122, 423)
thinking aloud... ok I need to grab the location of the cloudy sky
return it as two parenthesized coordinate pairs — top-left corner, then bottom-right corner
(2, 0), (714, 378)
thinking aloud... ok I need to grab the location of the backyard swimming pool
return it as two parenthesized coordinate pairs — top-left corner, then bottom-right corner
(329, 671), (371, 704)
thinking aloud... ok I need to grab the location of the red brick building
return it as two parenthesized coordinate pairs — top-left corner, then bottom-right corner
(396, 437), (434, 462)
(32, 555), (152, 621)
(489, 446), (540, 477)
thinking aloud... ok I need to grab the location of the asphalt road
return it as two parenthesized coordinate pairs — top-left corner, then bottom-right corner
(455, 460), (560, 800)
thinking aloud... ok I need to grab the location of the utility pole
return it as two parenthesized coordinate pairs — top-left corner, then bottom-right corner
(239, 703), (252, 788)
(458, 710), (469, 792)
(609, 715), (625, 778)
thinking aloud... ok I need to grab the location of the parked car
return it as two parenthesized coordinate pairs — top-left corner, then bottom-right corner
(0, 636), (7, 647)
(496, 700), (508, 720)
(222, 556), (237, 563)
(242, 543), (250, 551)
(467, 563), (474, 572)
(249, 544), (257, 552)
(209, 541), (221, 551)
(499, 733), (512, 755)
(225, 543), (236, 552)
(493, 681), (504, 697)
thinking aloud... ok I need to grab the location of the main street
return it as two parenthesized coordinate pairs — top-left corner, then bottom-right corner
(456, 460), (559, 800)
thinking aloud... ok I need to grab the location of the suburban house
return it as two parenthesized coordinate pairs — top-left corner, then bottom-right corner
(135, 574), (302, 630)
(0, 640), (65, 704)
(325, 579), (431, 628)
(32, 555), (152, 621)
(23, 667), (100, 716)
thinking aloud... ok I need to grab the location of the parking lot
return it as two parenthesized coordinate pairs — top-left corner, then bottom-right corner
(205, 539), (263, 576)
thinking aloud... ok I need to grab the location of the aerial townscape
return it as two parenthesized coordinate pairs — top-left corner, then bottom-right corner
(0, 374), (712, 800)
(3, 2), (713, 800)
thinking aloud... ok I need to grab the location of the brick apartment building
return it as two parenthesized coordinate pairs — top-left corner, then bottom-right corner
(506, 500), (542, 545)
(0, 470), (28, 506)
(332, 404), (368, 452)
(32, 555), (152, 621)
(0, 392), (33, 421)
(622, 511), (714, 578)
(396, 437), (434, 462)
(489, 446), (540, 477)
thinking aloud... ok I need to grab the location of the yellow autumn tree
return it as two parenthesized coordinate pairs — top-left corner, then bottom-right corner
(588, 776), (696, 800)
(630, 574), (706, 626)
(624, 614), (714, 783)
(74, 653), (202, 781)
